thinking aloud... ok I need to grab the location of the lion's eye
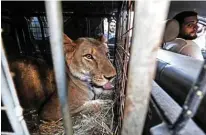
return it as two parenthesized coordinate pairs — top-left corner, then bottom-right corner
(84, 54), (93, 59)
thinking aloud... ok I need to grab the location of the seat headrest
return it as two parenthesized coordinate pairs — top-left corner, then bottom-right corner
(163, 19), (180, 42)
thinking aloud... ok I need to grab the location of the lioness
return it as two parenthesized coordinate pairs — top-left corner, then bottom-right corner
(10, 34), (116, 121)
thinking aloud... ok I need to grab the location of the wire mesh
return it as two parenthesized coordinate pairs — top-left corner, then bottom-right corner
(114, 1), (133, 134)
(28, 16), (49, 40)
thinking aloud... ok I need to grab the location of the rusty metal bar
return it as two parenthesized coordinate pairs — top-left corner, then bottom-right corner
(121, 0), (170, 135)
(128, 1), (133, 11)
(45, 1), (73, 135)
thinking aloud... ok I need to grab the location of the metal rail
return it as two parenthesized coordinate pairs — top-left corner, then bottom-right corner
(45, 1), (73, 135)
(1, 37), (30, 135)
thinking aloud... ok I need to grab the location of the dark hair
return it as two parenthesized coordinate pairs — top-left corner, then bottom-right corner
(173, 11), (198, 25)
(109, 19), (116, 24)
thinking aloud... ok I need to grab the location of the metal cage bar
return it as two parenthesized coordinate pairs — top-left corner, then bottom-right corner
(45, 1), (73, 135)
(1, 36), (30, 135)
(121, 0), (170, 135)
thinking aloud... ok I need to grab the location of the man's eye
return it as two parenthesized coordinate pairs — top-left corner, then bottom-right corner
(187, 24), (192, 27)
(186, 23), (197, 28)
(84, 54), (93, 59)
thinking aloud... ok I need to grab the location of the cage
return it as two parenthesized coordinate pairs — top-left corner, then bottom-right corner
(1, 1), (206, 135)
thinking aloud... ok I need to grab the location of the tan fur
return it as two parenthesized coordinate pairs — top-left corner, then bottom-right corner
(10, 58), (56, 109)
(41, 35), (116, 121)
(10, 35), (116, 121)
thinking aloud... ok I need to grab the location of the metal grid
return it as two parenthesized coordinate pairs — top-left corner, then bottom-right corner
(28, 16), (49, 40)
(29, 17), (42, 40)
(40, 16), (50, 38)
(114, 1), (132, 134)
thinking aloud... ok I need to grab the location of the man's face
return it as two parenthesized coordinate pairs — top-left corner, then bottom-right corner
(179, 16), (198, 40)
(109, 22), (116, 33)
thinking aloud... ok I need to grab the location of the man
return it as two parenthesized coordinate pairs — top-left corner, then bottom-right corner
(173, 11), (198, 40)
(109, 20), (116, 36)
(105, 19), (116, 44)
(164, 11), (203, 60)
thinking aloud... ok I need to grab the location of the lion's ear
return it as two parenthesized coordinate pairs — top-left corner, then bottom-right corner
(63, 34), (76, 64)
(63, 34), (75, 52)
(97, 35), (108, 48)
(98, 35), (108, 44)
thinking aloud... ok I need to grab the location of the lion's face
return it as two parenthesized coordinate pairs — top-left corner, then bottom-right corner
(64, 35), (116, 89)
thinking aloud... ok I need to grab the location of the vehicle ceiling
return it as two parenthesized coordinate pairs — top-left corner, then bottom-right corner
(168, 1), (206, 18)
(1, 1), (121, 17)
(2, 1), (205, 19)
